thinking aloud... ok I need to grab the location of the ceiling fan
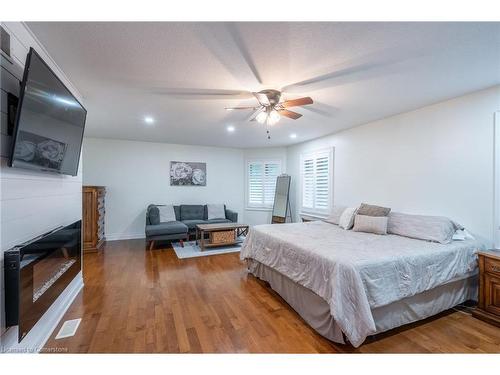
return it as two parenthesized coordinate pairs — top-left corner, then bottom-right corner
(224, 89), (313, 127)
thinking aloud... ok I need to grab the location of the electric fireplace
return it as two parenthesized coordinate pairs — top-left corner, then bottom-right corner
(4, 221), (82, 342)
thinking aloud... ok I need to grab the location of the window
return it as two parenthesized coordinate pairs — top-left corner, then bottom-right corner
(247, 160), (282, 209)
(300, 148), (333, 216)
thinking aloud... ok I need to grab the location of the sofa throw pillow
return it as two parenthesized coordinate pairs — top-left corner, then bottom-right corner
(324, 205), (347, 225)
(387, 212), (463, 244)
(353, 214), (388, 235)
(338, 207), (358, 230)
(207, 204), (226, 220)
(148, 206), (160, 225)
(158, 205), (176, 223)
(357, 203), (391, 217)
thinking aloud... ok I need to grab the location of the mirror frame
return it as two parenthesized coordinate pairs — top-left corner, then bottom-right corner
(271, 174), (291, 224)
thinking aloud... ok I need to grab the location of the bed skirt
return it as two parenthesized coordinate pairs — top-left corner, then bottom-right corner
(247, 259), (478, 345)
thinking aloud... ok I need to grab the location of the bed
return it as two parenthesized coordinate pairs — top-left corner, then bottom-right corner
(239, 220), (487, 347)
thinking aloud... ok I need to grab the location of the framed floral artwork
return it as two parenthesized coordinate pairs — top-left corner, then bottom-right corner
(170, 161), (206, 186)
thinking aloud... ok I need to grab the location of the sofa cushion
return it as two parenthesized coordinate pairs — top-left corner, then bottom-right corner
(207, 204), (226, 220)
(148, 205), (161, 225)
(205, 218), (231, 224)
(225, 209), (238, 223)
(145, 221), (188, 236)
(182, 219), (206, 230)
(180, 205), (205, 220)
(174, 206), (181, 221)
(159, 205), (176, 222)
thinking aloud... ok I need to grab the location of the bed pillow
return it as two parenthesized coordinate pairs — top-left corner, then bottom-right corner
(207, 204), (226, 219)
(357, 203), (391, 217)
(452, 228), (476, 241)
(338, 207), (358, 230)
(353, 214), (388, 235)
(387, 212), (463, 244)
(324, 205), (347, 225)
(158, 204), (177, 223)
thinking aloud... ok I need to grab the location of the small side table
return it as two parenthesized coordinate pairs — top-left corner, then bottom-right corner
(472, 250), (500, 327)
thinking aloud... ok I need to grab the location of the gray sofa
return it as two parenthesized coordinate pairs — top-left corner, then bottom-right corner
(145, 204), (238, 250)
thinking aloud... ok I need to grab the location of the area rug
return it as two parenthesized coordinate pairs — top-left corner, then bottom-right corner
(172, 237), (244, 259)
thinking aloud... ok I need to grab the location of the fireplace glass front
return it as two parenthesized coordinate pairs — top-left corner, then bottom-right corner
(16, 221), (81, 341)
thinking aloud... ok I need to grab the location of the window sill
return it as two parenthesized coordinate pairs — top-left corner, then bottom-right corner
(299, 211), (328, 220)
(246, 207), (273, 212)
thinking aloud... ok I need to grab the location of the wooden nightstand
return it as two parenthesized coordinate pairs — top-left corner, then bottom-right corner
(472, 250), (500, 327)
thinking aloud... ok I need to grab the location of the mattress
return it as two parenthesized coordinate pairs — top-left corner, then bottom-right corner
(240, 221), (487, 347)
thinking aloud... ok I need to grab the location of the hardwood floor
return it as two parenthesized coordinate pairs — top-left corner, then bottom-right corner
(44, 239), (500, 353)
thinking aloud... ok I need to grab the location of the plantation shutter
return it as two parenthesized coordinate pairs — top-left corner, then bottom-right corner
(247, 160), (281, 208)
(300, 149), (332, 214)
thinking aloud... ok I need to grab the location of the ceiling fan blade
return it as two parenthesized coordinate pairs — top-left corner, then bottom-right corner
(282, 97), (313, 108)
(278, 109), (302, 120)
(281, 44), (425, 93)
(281, 57), (404, 93)
(154, 88), (254, 100)
(225, 24), (263, 85)
(225, 106), (259, 110)
(248, 108), (263, 122)
(302, 101), (338, 117)
(253, 92), (270, 106)
(281, 64), (374, 93)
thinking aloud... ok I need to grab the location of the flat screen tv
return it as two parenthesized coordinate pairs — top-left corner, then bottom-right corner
(9, 47), (87, 176)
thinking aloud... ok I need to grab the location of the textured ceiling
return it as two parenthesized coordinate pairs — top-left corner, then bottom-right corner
(27, 22), (500, 148)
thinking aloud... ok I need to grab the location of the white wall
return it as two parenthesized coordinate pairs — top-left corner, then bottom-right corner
(82, 138), (248, 240)
(287, 86), (500, 243)
(84, 86), (500, 242)
(243, 147), (287, 226)
(495, 111), (500, 248)
(0, 22), (84, 351)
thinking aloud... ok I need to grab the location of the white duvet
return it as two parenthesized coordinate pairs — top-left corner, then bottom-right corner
(240, 221), (487, 347)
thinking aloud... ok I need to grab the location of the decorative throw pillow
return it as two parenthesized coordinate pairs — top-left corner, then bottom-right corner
(324, 205), (347, 225)
(452, 228), (476, 241)
(158, 204), (176, 223)
(338, 207), (358, 230)
(148, 206), (160, 225)
(207, 204), (226, 220)
(357, 203), (391, 217)
(387, 212), (464, 244)
(353, 214), (388, 235)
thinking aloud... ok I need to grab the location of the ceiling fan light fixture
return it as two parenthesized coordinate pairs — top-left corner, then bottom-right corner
(267, 109), (280, 126)
(256, 111), (268, 124)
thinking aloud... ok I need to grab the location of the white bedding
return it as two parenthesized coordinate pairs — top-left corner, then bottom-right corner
(240, 221), (487, 347)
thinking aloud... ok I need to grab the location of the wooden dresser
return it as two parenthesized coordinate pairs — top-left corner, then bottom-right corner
(83, 186), (106, 253)
(472, 250), (500, 327)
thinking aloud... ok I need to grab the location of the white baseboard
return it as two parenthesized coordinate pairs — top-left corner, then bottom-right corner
(0, 272), (83, 353)
(105, 232), (145, 241)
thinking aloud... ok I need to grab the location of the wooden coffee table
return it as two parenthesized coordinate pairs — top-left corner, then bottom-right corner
(195, 223), (249, 251)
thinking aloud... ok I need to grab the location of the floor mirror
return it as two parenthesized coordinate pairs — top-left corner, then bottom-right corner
(271, 174), (292, 223)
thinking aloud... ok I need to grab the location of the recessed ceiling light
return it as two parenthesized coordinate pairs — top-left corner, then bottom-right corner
(144, 116), (155, 124)
(227, 125), (235, 132)
(290, 133), (297, 139)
